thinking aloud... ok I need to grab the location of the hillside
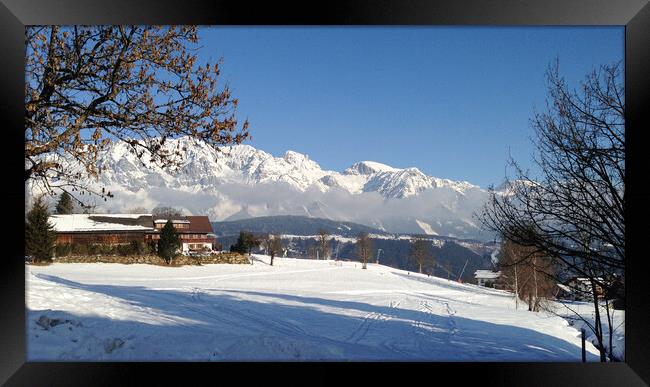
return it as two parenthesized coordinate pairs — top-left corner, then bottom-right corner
(212, 216), (494, 282)
(26, 258), (600, 361)
(212, 215), (387, 238)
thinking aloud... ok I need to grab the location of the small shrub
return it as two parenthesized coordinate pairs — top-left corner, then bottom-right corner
(73, 244), (89, 255)
(130, 240), (147, 255)
(146, 241), (157, 255)
(100, 244), (115, 255)
(88, 244), (100, 255)
(55, 243), (72, 257)
(116, 244), (131, 256)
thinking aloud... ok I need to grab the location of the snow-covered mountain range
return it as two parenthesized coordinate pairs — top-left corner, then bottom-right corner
(41, 137), (501, 240)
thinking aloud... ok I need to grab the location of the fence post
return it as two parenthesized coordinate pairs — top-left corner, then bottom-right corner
(581, 328), (586, 362)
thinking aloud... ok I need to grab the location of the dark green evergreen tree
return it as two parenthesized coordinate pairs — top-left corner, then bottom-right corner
(158, 220), (181, 264)
(25, 196), (57, 263)
(55, 191), (74, 214)
(230, 231), (257, 254)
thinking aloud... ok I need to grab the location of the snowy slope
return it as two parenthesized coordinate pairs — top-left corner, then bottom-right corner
(28, 137), (499, 240)
(26, 259), (600, 361)
(415, 219), (438, 235)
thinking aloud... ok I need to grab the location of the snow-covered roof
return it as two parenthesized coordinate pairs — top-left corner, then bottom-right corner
(49, 214), (154, 232)
(571, 277), (604, 284)
(556, 284), (572, 293)
(91, 213), (152, 219)
(154, 219), (191, 224)
(474, 270), (501, 279)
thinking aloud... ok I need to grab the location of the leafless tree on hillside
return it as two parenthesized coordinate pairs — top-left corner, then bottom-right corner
(317, 229), (331, 260)
(498, 237), (557, 312)
(410, 237), (431, 274)
(355, 232), (373, 270)
(262, 234), (284, 266)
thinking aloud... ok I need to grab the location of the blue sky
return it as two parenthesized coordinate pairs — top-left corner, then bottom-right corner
(196, 27), (623, 188)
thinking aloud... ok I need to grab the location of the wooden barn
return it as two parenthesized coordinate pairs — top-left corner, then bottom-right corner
(49, 214), (216, 254)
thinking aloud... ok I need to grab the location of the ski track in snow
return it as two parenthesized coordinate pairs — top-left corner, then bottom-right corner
(26, 256), (605, 361)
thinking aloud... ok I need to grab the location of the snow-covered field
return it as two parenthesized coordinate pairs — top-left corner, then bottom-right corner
(553, 300), (625, 361)
(26, 255), (602, 361)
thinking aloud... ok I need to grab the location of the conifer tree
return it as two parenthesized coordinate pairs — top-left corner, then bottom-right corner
(25, 196), (57, 263)
(158, 220), (181, 264)
(230, 231), (258, 255)
(55, 191), (74, 214)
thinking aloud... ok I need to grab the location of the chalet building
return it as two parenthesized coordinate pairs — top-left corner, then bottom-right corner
(49, 214), (216, 254)
(146, 216), (216, 254)
(474, 270), (501, 288)
(554, 283), (574, 300)
(564, 277), (606, 301)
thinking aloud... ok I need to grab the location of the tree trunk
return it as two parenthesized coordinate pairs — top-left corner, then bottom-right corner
(270, 253), (274, 266)
(591, 278), (606, 362)
(514, 264), (519, 309)
(419, 263), (422, 274)
(533, 257), (539, 311)
(604, 297), (614, 360)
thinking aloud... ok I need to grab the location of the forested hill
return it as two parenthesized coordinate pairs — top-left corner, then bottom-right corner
(212, 215), (388, 238)
(211, 215), (494, 282)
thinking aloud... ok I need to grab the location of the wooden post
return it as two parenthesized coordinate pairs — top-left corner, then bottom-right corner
(581, 328), (586, 362)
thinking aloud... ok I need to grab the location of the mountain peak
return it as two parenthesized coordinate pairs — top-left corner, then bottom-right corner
(345, 161), (399, 175)
(283, 150), (309, 162)
(39, 137), (494, 240)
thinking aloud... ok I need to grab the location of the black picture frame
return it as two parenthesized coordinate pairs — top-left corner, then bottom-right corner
(2, 0), (649, 385)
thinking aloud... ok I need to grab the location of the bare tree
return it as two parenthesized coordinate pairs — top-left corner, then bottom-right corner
(410, 237), (431, 274)
(355, 232), (372, 269)
(317, 229), (331, 260)
(307, 245), (318, 260)
(498, 237), (557, 312)
(480, 60), (624, 361)
(25, 26), (250, 206)
(127, 207), (149, 214)
(266, 235), (284, 266)
(152, 206), (184, 218)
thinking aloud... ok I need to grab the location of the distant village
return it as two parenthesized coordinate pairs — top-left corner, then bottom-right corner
(472, 269), (623, 308)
